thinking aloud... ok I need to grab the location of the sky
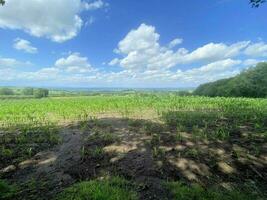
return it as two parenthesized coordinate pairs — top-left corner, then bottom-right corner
(0, 0), (266, 88)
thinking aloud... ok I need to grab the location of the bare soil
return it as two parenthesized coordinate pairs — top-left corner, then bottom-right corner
(1, 118), (267, 200)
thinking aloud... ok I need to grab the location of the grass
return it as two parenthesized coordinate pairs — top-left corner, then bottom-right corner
(56, 177), (138, 200)
(0, 179), (16, 200)
(87, 131), (119, 145)
(0, 124), (60, 168)
(165, 181), (263, 200)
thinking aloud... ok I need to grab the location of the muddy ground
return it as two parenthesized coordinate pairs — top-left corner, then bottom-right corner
(1, 118), (267, 200)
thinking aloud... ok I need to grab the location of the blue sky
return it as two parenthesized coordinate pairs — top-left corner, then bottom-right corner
(0, 0), (266, 88)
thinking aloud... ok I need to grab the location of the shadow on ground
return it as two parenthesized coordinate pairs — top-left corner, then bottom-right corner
(1, 116), (267, 199)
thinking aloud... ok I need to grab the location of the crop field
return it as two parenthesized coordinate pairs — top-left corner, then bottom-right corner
(1, 94), (267, 200)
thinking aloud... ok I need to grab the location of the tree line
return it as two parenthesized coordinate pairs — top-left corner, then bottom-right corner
(0, 87), (49, 98)
(194, 62), (267, 98)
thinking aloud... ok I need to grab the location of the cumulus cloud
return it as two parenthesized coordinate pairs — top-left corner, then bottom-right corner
(0, 0), (107, 42)
(242, 59), (261, 66)
(0, 57), (32, 68)
(1, 23), (265, 87)
(83, 0), (108, 10)
(183, 41), (250, 63)
(108, 58), (120, 66)
(109, 23), (250, 71)
(13, 38), (38, 53)
(55, 53), (93, 73)
(244, 42), (267, 57)
(173, 59), (242, 83)
(168, 38), (183, 48)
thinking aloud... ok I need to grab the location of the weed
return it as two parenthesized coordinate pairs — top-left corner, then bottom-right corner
(56, 176), (138, 200)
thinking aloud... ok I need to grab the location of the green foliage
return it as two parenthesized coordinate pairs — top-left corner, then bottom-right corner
(0, 124), (60, 168)
(0, 0), (5, 6)
(166, 181), (261, 200)
(0, 94), (266, 130)
(0, 179), (16, 200)
(22, 87), (34, 96)
(0, 88), (14, 95)
(81, 146), (105, 159)
(194, 62), (267, 98)
(33, 88), (49, 98)
(56, 177), (138, 200)
(162, 107), (267, 140)
(162, 111), (219, 129)
(175, 91), (192, 96)
(87, 131), (118, 145)
(250, 0), (266, 7)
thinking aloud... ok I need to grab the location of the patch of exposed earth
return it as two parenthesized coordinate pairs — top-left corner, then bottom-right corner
(1, 125), (85, 200)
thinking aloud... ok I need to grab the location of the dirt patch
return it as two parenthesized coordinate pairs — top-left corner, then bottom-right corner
(1, 117), (267, 199)
(1, 125), (85, 200)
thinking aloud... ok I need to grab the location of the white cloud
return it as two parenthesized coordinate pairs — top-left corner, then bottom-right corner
(168, 38), (183, 48)
(83, 0), (108, 10)
(176, 59), (241, 83)
(1, 22), (265, 87)
(110, 23), (250, 71)
(242, 59), (261, 66)
(85, 16), (95, 27)
(183, 41), (250, 63)
(55, 53), (93, 73)
(0, 58), (244, 86)
(19, 68), (61, 81)
(0, 57), (32, 68)
(109, 58), (120, 66)
(244, 42), (267, 57)
(0, 0), (107, 42)
(13, 38), (38, 53)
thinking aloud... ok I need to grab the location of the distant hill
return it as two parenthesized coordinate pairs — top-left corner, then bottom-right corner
(194, 62), (267, 98)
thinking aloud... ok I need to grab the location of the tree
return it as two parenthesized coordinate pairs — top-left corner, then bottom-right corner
(0, 0), (5, 6)
(22, 87), (34, 96)
(33, 88), (49, 98)
(250, 0), (266, 7)
(0, 88), (14, 95)
(194, 62), (267, 98)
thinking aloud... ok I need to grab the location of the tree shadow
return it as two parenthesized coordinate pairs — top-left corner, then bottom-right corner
(1, 116), (267, 199)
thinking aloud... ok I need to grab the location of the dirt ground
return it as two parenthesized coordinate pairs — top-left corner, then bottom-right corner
(1, 118), (267, 200)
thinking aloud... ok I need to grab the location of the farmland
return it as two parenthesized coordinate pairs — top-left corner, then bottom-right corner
(0, 94), (267, 200)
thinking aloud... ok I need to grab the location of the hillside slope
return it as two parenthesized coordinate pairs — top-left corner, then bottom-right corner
(194, 62), (267, 98)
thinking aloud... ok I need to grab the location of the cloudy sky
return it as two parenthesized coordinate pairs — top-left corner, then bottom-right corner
(0, 0), (266, 88)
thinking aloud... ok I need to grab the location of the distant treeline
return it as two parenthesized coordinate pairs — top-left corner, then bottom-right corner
(194, 62), (267, 98)
(0, 87), (49, 98)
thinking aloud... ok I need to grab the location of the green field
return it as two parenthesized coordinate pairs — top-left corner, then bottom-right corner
(1, 94), (266, 127)
(1, 94), (267, 200)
